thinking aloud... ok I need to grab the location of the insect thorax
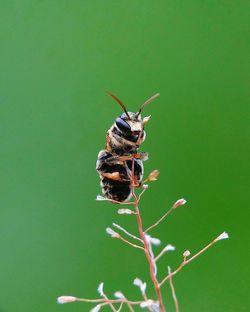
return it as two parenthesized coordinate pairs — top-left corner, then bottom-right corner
(106, 124), (145, 154)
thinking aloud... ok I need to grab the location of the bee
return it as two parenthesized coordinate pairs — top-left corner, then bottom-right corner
(96, 92), (160, 202)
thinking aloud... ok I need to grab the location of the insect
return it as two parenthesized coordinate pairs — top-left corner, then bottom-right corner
(96, 92), (160, 202)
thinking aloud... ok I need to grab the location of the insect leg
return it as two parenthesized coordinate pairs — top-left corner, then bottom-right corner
(96, 150), (129, 182)
(104, 152), (148, 164)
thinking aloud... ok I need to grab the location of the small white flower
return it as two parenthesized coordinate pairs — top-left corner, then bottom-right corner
(215, 231), (229, 241)
(96, 195), (107, 201)
(97, 282), (104, 296)
(114, 291), (125, 299)
(143, 184), (149, 189)
(106, 227), (120, 238)
(183, 250), (191, 258)
(140, 299), (154, 308)
(57, 296), (77, 304)
(90, 304), (101, 312)
(151, 303), (160, 312)
(133, 278), (146, 294)
(145, 234), (161, 246)
(164, 244), (175, 252)
(133, 277), (143, 287)
(172, 198), (187, 209)
(118, 209), (133, 214)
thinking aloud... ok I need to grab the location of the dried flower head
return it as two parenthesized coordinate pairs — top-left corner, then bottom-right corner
(90, 304), (101, 312)
(57, 296), (77, 304)
(97, 282), (104, 297)
(117, 208), (133, 214)
(114, 291), (125, 299)
(145, 234), (161, 246)
(172, 198), (187, 209)
(215, 231), (229, 242)
(96, 195), (107, 201)
(106, 227), (120, 238)
(133, 277), (147, 294)
(147, 170), (160, 181)
(164, 244), (176, 252)
(140, 299), (154, 308)
(183, 250), (191, 258)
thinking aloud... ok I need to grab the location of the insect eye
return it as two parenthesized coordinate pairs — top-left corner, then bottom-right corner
(115, 117), (131, 133)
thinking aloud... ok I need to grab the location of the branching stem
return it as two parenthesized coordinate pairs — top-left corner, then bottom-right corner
(118, 235), (145, 251)
(113, 223), (143, 243)
(145, 207), (174, 233)
(75, 298), (144, 305)
(168, 267), (179, 312)
(159, 237), (219, 287)
(130, 159), (166, 312)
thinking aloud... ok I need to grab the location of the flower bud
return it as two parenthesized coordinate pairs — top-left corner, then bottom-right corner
(97, 282), (104, 296)
(147, 170), (160, 181)
(114, 291), (125, 299)
(215, 231), (229, 242)
(118, 209), (133, 214)
(96, 195), (107, 201)
(140, 300), (154, 308)
(57, 296), (77, 304)
(90, 304), (101, 312)
(106, 227), (120, 238)
(172, 198), (187, 209)
(145, 234), (161, 246)
(164, 244), (175, 252)
(133, 278), (147, 294)
(183, 250), (191, 258)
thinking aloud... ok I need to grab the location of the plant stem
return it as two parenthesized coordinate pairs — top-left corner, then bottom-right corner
(168, 267), (179, 312)
(131, 187), (166, 312)
(145, 207), (174, 233)
(159, 237), (218, 287)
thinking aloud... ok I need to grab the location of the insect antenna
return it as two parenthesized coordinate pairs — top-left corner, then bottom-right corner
(136, 93), (160, 117)
(107, 91), (131, 120)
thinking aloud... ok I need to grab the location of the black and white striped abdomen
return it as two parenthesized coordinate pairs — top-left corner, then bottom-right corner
(96, 150), (143, 202)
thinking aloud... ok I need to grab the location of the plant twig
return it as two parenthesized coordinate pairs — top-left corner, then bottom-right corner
(131, 159), (166, 312)
(113, 223), (143, 243)
(57, 297), (144, 305)
(102, 292), (117, 312)
(138, 187), (148, 201)
(159, 234), (227, 287)
(168, 267), (179, 312)
(125, 299), (135, 312)
(118, 235), (145, 251)
(145, 207), (174, 233)
(154, 248), (167, 262)
(117, 303), (123, 312)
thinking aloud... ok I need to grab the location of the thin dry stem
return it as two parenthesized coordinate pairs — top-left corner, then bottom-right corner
(145, 207), (174, 233)
(142, 290), (154, 312)
(117, 303), (123, 312)
(75, 298), (144, 305)
(109, 199), (135, 205)
(159, 236), (220, 287)
(103, 293), (117, 312)
(113, 223), (143, 243)
(127, 302), (135, 312)
(155, 247), (168, 262)
(130, 159), (166, 312)
(168, 267), (179, 312)
(138, 188), (148, 201)
(118, 235), (145, 251)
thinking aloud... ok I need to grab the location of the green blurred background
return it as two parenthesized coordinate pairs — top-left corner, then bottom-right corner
(0, 1), (249, 311)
